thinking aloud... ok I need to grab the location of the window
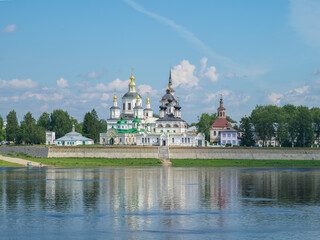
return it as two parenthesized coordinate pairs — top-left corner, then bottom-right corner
(222, 133), (226, 137)
(173, 130), (176, 133)
(214, 131), (216, 136)
(232, 140), (236, 144)
(222, 140), (226, 144)
(232, 133), (236, 137)
(146, 113), (148, 116)
(223, 112), (225, 116)
(228, 134), (231, 137)
(166, 124), (171, 128)
(148, 138), (150, 143)
(182, 138), (184, 143)
(188, 138), (190, 143)
(142, 138), (144, 143)
(123, 103), (125, 110)
(228, 140), (231, 143)
(167, 130), (169, 133)
(128, 103), (131, 110)
(172, 138), (174, 143)
(157, 138), (159, 143)
(161, 130), (163, 133)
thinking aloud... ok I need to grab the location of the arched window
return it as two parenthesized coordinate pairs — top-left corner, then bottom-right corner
(158, 124), (163, 128)
(173, 124), (179, 128)
(165, 124), (171, 128)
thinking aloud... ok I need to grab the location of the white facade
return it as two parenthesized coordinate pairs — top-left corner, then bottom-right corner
(220, 128), (239, 146)
(55, 125), (94, 146)
(136, 132), (205, 147)
(45, 131), (55, 145)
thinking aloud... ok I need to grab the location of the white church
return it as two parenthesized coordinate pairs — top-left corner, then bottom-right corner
(100, 70), (205, 147)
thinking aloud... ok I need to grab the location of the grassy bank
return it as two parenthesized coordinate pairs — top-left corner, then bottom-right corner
(171, 159), (320, 167)
(29, 158), (162, 167)
(0, 160), (23, 167)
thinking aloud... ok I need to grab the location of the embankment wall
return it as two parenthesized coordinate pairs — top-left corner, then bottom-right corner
(2, 146), (320, 160)
(169, 148), (320, 160)
(47, 146), (159, 159)
(0, 146), (49, 158)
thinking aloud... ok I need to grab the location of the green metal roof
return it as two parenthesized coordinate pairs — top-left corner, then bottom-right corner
(117, 117), (127, 125)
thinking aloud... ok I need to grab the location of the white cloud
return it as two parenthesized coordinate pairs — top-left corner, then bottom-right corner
(268, 92), (284, 105)
(86, 70), (104, 79)
(21, 92), (63, 102)
(0, 97), (8, 102)
(78, 93), (100, 100)
(204, 90), (232, 103)
(40, 104), (50, 111)
(138, 84), (158, 97)
(290, 0), (320, 48)
(184, 93), (196, 102)
(101, 93), (110, 101)
(2, 24), (17, 33)
(93, 78), (130, 92)
(0, 78), (38, 88)
(172, 60), (199, 88)
(200, 57), (219, 82)
(56, 78), (68, 88)
(11, 96), (19, 102)
(101, 103), (109, 108)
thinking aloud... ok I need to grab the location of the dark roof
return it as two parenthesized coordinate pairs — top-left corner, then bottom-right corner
(144, 108), (153, 111)
(134, 106), (144, 110)
(120, 113), (135, 120)
(174, 102), (181, 110)
(161, 89), (176, 102)
(122, 92), (141, 99)
(110, 106), (120, 110)
(156, 115), (186, 122)
(210, 118), (232, 128)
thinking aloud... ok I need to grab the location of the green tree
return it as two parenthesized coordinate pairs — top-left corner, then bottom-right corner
(50, 110), (72, 138)
(16, 122), (28, 144)
(99, 119), (108, 133)
(82, 112), (95, 141)
(295, 106), (313, 147)
(6, 110), (19, 142)
(251, 105), (277, 146)
(311, 107), (320, 146)
(239, 116), (255, 146)
(37, 112), (50, 130)
(0, 115), (6, 142)
(195, 113), (217, 141)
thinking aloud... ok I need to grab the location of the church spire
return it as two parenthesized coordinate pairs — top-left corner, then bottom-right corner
(128, 68), (137, 93)
(113, 89), (117, 102)
(168, 67), (175, 95)
(217, 95), (226, 119)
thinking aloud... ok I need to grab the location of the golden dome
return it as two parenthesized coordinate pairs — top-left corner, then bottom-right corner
(136, 93), (141, 101)
(113, 90), (117, 102)
(129, 71), (136, 86)
(146, 93), (150, 104)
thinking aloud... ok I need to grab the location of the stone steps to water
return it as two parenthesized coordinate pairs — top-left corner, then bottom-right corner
(158, 146), (172, 166)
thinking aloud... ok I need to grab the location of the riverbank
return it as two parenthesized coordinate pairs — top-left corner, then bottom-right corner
(15, 157), (320, 167)
(0, 160), (23, 167)
(29, 158), (162, 167)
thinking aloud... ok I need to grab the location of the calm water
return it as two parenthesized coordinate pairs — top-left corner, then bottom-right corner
(0, 166), (320, 240)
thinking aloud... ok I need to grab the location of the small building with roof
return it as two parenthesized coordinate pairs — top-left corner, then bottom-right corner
(55, 125), (94, 146)
(210, 97), (239, 146)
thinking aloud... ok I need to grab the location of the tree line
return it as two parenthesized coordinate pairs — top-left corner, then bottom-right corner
(193, 104), (320, 147)
(240, 105), (320, 147)
(0, 109), (107, 145)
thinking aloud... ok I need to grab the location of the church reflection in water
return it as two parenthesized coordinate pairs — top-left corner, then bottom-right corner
(1, 167), (320, 233)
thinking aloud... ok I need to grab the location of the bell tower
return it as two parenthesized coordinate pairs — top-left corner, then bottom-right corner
(217, 95), (226, 119)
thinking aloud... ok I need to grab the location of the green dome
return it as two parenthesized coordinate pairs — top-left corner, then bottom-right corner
(117, 117), (127, 125)
(146, 123), (150, 126)
(133, 116), (141, 123)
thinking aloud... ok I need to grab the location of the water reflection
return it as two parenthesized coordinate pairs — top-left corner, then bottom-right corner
(0, 167), (320, 239)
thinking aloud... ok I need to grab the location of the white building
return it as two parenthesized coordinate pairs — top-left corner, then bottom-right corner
(107, 71), (157, 131)
(55, 125), (94, 146)
(210, 97), (239, 146)
(100, 69), (205, 147)
(45, 131), (55, 145)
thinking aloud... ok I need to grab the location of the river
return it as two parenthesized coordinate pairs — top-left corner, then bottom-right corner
(1, 166), (320, 239)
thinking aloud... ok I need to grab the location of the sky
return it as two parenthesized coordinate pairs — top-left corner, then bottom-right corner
(1, 0), (320, 124)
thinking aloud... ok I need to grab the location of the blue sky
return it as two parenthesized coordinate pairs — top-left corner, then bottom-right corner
(1, 0), (320, 124)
